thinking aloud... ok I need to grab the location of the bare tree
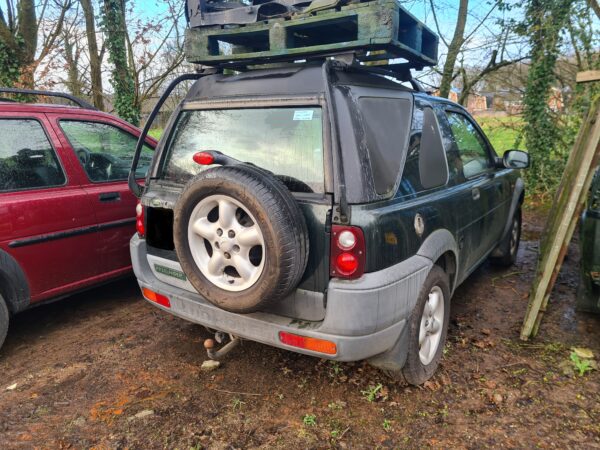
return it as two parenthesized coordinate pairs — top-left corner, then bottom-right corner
(433, 0), (469, 98)
(0, 0), (73, 87)
(586, 0), (600, 19)
(80, 0), (104, 109)
(426, 0), (526, 104)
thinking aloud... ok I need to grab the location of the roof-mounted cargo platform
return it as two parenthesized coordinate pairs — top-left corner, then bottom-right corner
(184, 0), (438, 71)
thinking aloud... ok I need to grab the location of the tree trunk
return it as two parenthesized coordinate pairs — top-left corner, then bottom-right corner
(586, 0), (600, 19)
(81, 0), (105, 110)
(103, 0), (140, 125)
(63, 30), (83, 97)
(438, 0), (469, 98)
(15, 0), (36, 87)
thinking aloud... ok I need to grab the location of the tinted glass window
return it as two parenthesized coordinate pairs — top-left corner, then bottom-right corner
(435, 107), (464, 183)
(398, 103), (424, 197)
(446, 112), (491, 178)
(0, 119), (65, 191)
(60, 121), (153, 182)
(162, 107), (324, 193)
(359, 97), (412, 195)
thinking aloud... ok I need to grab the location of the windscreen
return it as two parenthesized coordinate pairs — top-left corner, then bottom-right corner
(161, 107), (325, 193)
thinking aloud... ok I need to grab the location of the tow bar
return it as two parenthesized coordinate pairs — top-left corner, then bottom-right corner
(203, 332), (240, 360)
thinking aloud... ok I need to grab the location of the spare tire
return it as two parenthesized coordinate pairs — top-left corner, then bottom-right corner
(173, 165), (309, 313)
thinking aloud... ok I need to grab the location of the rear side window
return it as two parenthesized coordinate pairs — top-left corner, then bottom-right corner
(162, 107), (325, 193)
(0, 119), (66, 192)
(398, 101), (426, 197)
(60, 121), (153, 182)
(397, 101), (449, 197)
(359, 97), (412, 195)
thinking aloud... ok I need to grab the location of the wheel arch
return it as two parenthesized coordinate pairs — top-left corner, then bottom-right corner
(502, 177), (525, 239)
(416, 229), (459, 294)
(0, 249), (31, 314)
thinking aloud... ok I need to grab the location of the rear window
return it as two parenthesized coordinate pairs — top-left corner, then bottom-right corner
(162, 107), (325, 193)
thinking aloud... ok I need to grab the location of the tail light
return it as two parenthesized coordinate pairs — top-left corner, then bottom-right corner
(330, 225), (365, 279)
(136, 200), (145, 237)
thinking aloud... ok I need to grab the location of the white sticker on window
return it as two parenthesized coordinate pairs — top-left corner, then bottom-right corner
(293, 110), (314, 121)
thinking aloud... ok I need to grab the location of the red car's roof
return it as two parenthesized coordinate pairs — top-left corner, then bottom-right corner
(0, 102), (157, 145)
(1, 101), (108, 115)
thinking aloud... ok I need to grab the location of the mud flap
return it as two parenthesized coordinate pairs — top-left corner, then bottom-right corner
(366, 322), (410, 374)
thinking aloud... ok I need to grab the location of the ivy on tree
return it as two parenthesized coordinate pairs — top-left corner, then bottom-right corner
(102, 0), (140, 126)
(521, 0), (572, 193)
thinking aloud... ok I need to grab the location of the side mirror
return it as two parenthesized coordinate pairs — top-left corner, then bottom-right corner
(503, 149), (529, 169)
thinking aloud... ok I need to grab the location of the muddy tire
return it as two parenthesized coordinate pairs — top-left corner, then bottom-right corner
(402, 265), (450, 385)
(173, 165), (309, 313)
(0, 294), (8, 351)
(491, 208), (521, 267)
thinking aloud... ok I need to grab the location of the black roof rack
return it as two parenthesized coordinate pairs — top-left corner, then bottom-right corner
(0, 87), (97, 110)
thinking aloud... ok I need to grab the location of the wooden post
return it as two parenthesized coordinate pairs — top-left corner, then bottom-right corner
(521, 71), (600, 340)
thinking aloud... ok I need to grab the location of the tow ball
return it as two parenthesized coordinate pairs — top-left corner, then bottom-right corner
(203, 331), (240, 360)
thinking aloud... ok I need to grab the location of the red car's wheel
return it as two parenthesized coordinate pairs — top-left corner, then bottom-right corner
(0, 294), (9, 351)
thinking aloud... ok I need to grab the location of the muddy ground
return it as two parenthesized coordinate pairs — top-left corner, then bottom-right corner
(2, 211), (600, 449)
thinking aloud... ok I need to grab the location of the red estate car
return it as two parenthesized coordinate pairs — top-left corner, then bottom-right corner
(0, 89), (156, 349)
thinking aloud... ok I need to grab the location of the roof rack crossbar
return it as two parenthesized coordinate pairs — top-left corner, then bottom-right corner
(0, 87), (97, 110)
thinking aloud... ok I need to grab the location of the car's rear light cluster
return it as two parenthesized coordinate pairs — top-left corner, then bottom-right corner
(278, 331), (337, 355)
(136, 200), (145, 237)
(330, 225), (365, 279)
(142, 287), (171, 308)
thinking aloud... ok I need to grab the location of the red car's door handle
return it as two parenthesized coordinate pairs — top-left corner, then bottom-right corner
(99, 192), (121, 202)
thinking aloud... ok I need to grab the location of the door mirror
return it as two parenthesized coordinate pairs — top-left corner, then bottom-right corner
(503, 150), (529, 169)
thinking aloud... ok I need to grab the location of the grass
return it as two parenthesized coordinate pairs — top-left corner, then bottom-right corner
(476, 115), (526, 153)
(302, 414), (317, 427)
(148, 129), (163, 140)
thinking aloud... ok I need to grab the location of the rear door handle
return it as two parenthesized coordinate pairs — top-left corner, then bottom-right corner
(472, 188), (480, 201)
(99, 192), (121, 202)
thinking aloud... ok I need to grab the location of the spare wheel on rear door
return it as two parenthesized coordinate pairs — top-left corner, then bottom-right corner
(173, 164), (309, 313)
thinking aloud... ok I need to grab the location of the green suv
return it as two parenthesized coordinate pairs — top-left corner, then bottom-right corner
(129, 61), (528, 384)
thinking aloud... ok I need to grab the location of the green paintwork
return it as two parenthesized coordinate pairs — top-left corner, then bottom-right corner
(577, 169), (600, 312)
(351, 170), (518, 280)
(296, 199), (332, 293)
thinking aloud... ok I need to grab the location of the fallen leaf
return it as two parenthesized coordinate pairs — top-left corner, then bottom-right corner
(485, 380), (497, 389)
(423, 380), (440, 391)
(5, 383), (17, 391)
(572, 347), (594, 359)
(200, 360), (221, 372)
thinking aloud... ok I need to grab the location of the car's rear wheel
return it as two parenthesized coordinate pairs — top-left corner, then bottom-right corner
(492, 208), (521, 267)
(0, 294), (9, 351)
(402, 265), (450, 385)
(173, 165), (309, 313)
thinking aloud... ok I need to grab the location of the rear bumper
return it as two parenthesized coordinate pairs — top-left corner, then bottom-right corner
(130, 235), (432, 361)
